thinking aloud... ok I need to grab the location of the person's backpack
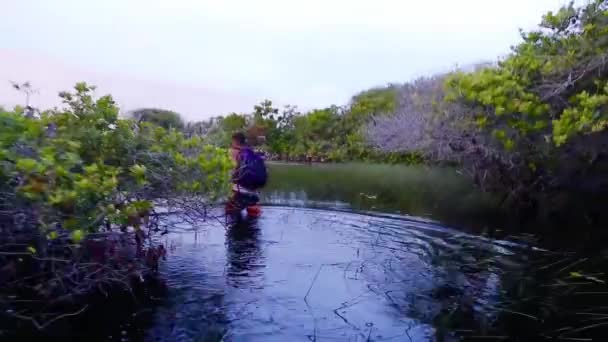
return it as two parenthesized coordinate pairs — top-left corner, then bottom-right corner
(235, 147), (267, 190)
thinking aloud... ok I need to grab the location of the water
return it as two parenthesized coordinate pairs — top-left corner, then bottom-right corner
(12, 163), (600, 341)
(135, 163), (607, 341)
(261, 163), (505, 232)
(146, 208), (524, 341)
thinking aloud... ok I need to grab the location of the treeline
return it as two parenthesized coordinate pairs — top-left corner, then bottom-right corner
(132, 1), (608, 220)
(368, 0), (608, 220)
(131, 87), (421, 164)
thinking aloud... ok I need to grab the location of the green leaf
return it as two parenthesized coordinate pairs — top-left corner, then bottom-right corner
(130, 164), (147, 178)
(570, 271), (605, 284)
(570, 271), (583, 278)
(16, 158), (39, 173)
(71, 229), (85, 244)
(493, 129), (506, 140)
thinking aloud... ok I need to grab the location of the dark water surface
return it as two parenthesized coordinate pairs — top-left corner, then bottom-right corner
(147, 208), (523, 341)
(75, 163), (602, 342)
(261, 163), (506, 232)
(137, 164), (608, 341)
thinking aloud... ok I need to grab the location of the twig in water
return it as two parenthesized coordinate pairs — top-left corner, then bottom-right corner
(497, 308), (540, 321)
(575, 292), (608, 295)
(542, 282), (594, 287)
(467, 336), (509, 340)
(304, 265), (324, 342)
(546, 326), (574, 335)
(333, 308), (351, 327)
(555, 258), (588, 275)
(332, 295), (367, 330)
(562, 321), (608, 335)
(384, 290), (397, 305)
(405, 323), (414, 342)
(6, 305), (88, 330)
(581, 316), (608, 323)
(304, 265), (323, 303)
(574, 312), (608, 317)
(366, 322), (374, 341)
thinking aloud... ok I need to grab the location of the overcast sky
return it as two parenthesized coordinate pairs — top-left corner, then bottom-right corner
(1, 0), (570, 120)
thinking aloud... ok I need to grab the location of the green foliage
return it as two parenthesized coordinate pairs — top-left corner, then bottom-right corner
(0, 83), (231, 239)
(348, 86), (397, 125)
(438, 0), (608, 207)
(186, 86), (407, 164)
(553, 82), (608, 145)
(222, 113), (247, 133)
(129, 108), (185, 130)
(447, 0), (608, 148)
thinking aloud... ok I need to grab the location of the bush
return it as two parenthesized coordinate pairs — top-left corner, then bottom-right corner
(445, 0), (608, 202)
(367, 1), (608, 215)
(0, 83), (232, 329)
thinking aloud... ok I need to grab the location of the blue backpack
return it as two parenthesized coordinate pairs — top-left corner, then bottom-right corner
(235, 148), (267, 190)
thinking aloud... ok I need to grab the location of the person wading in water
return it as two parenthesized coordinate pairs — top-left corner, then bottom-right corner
(226, 132), (267, 219)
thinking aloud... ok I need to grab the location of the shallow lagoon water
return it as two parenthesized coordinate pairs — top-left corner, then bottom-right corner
(136, 164), (608, 341)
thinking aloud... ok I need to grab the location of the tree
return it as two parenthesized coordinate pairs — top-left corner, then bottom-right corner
(222, 112), (247, 133)
(253, 99), (279, 122)
(331, 86), (399, 160)
(216, 113), (248, 146)
(367, 0), (608, 216)
(365, 73), (495, 169)
(445, 0), (608, 199)
(347, 86), (397, 126)
(11, 81), (38, 107)
(264, 105), (300, 157)
(245, 100), (279, 146)
(129, 108), (185, 130)
(0, 83), (231, 328)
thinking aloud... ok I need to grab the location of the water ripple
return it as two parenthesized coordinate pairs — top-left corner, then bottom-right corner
(146, 207), (529, 342)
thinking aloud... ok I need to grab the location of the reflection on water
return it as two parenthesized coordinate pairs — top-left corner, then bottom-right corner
(225, 219), (265, 288)
(142, 164), (608, 341)
(146, 207), (535, 341)
(262, 163), (508, 232)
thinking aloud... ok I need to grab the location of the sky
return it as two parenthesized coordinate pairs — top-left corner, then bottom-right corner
(0, 0), (571, 121)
